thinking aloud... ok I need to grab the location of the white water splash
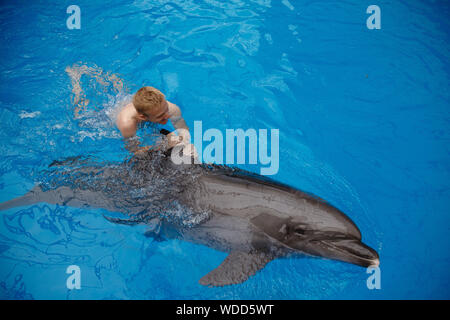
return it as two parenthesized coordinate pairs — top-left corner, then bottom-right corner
(19, 111), (41, 119)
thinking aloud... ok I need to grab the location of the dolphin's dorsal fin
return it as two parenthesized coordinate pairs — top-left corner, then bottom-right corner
(199, 251), (273, 287)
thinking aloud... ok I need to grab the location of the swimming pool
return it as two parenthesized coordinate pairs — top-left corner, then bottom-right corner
(0, 0), (449, 299)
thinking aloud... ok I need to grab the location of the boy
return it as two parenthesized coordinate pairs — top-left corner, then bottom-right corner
(116, 86), (192, 153)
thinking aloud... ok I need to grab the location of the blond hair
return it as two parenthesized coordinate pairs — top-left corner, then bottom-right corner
(133, 86), (165, 114)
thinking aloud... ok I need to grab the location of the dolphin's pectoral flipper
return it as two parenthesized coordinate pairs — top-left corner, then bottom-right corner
(144, 217), (166, 242)
(199, 251), (273, 287)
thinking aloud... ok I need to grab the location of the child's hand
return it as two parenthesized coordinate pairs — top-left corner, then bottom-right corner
(182, 143), (199, 160)
(167, 132), (182, 148)
(134, 146), (151, 155)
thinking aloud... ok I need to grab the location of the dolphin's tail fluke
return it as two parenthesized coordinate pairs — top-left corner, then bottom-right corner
(0, 189), (39, 211)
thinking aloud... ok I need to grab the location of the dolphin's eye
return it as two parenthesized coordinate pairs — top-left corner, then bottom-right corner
(294, 227), (306, 235)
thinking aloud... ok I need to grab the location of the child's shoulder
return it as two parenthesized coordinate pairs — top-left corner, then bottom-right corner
(117, 104), (136, 126)
(168, 101), (181, 118)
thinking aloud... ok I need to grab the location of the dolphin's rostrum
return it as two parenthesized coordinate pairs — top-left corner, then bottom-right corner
(0, 148), (379, 287)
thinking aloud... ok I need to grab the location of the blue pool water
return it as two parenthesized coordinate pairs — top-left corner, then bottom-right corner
(0, 0), (449, 299)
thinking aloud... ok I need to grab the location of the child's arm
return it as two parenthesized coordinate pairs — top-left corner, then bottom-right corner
(168, 102), (191, 144)
(168, 102), (198, 159)
(123, 136), (151, 154)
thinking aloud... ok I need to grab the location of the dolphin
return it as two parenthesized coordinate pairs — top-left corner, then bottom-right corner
(0, 148), (379, 287)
